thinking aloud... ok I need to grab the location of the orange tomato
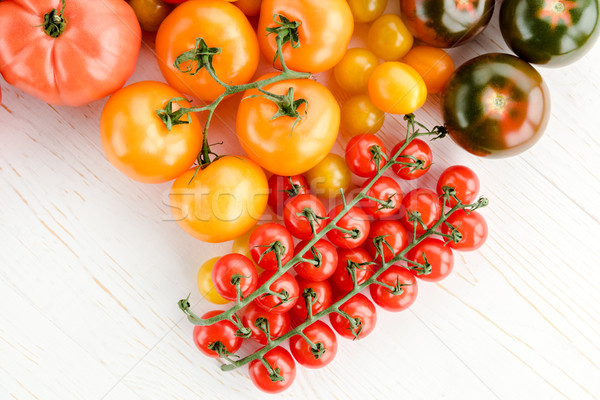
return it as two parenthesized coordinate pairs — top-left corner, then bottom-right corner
(258, 0), (354, 73)
(403, 46), (455, 94)
(100, 81), (203, 184)
(155, 0), (259, 102)
(235, 0), (262, 16)
(368, 62), (427, 115)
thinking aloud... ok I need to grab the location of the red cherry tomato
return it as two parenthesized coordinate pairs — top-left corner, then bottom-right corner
(437, 165), (480, 207)
(442, 210), (488, 252)
(401, 188), (441, 234)
(391, 139), (432, 180)
(329, 293), (377, 339)
(345, 134), (388, 178)
(289, 320), (338, 368)
(254, 271), (299, 314)
(249, 346), (296, 393)
(369, 266), (418, 311)
(365, 220), (409, 263)
(249, 223), (295, 270)
(359, 176), (403, 219)
(283, 194), (328, 240)
(330, 247), (376, 293)
(192, 310), (242, 358)
(326, 205), (371, 249)
(406, 238), (454, 281)
(211, 254), (258, 301)
(267, 174), (309, 215)
(294, 240), (338, 281)
(291, 278), (333, 320)
(242, 302), (291, 345)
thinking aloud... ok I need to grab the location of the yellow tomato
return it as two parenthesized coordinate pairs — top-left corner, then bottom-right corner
(368, 62), (427, 115)
(402, 46), (455, 94)
(347, 0), (387, 23)
(340, 94), (385, 139)
(334, 48), (379, 94)
(231, 225), (264, 272)
(305, 154), (352, 199)
(197, 257), (229, 305)
(367, 14), (413, 61)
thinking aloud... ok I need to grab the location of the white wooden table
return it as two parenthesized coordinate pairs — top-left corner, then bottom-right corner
(2, 3), (600, 399)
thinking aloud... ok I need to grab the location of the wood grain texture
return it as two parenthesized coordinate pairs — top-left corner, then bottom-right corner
(1, 2), (599, 399)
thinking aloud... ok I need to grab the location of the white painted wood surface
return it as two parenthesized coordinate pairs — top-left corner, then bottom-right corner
(1, 2), (600, 399)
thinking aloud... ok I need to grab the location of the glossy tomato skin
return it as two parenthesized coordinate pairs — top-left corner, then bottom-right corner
(334, 48), (379, 95)
(289, 321), (338, 368)
(331, 247), (376, 293)
(267, 174), (309, 216)
(235, 0), (262, 17)
(237, 76), (340, 176)
(0, 0), (141, 106)
(212, 253), (258, 301)
(365, 220), (409, 263)
(391, 139), (432, 181)
(443, 53), (551, 158)
(283, 194), (328, 240)
(128, 0), (173, 32)
(249, 223), (295, 270)
(359, 177), (403, 219)
(367, 14), (414, 61)
(370, 265), (418, 311)
(401, 188), (441, 234)
(249, 346), (296, 393)
(294, 239), (338, 281)
(156, 0), (259, 102)
(437, 165), (480, 207)
(402, 46), (455, 94)
(254, 271), (299, 314)
(100, 81), (202, 184)
(500, 0), (600, 67)
(305, 154), (352, 199)
(242, 302), (291, 345)
(258, 0), (353, 73)
(400, 0), (495, 48)
(197, 257), (229, 304)
(169, 156), (268, 243)
(368, 62), (427, 115)
(329, 293), (377, 339)
(406, 238), (454, 281)
(348, 0), (387, 23)
(340, 95), (386, 139)
(442, 210), (488, 251)
(345, 134), (388, 178)
(326, 205), (371, 249)
(193, 311), (242, 357)
(291, 278), (332, 320)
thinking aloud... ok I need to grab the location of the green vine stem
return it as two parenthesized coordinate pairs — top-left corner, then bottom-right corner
(178, 114), (489, 373)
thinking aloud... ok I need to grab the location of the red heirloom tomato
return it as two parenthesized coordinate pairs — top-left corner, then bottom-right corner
(212, 253), (258, 301)
(237, 76), (340, 176)
(242, 302), (291, 345)
(294, 239), (338, 281)
(169, 157), (268, 243)
(100, 81), (202, 184)
(401, 188), (441, 234)
(370, 266), (418, 311)
(267, 174), (309, 215)
(249, 223), (295, 270)
(359, 177), (403, 219)
(329, 293), (377, 339)
(331, 247), (376, 293)
(345, 134), (388, 178)
(0, 0), (141, 106)
(326, 205), (371, 249)
(192, 310), (242, 357)
(283, 194), (328, 240)
(291, 278), (333, 320)
(249, 346), (296, 393)
(365, 220), (409, 263)
(289, 321), (338, 368)
(406, 238), (454, 281)
(391, 139), (432, 181)
(254, 271), (299, 314)
(442, 210), (488, 251)
(442, 53), (551, 157)
(258, 0), (353, 73)
(437, 165), (480, 207)
(155, 0), (259, 102)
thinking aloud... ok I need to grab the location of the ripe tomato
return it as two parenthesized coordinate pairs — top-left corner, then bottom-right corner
(0, 0), (141, 106)
(242, 302), (291, 345)
(268, 174), (309, 216)
(163, 0), (187, 3)
(211, 253), (258, 301)
(345, 134), (388, 178)
(367, 14), (414, 61)
(249, 346), (296, 393)
(305, 154), (352, 199)
(258, 0), (353, 73)
(400, 0), (495, 48)
(100, 81), (202, 184)
(365, 220), (409, 263)
(291, 278), (333, 320)
(249, 223), (295, 270)
(340, 95), (386, 139)
(334, 48), (379, 94)
(401, 188), (441, 234)
(442, 53), (550, 157)
(289, 321), (338, 368)
(235, 0), (262, 17)
(326, 205), (371, 249)
(237, 76), (340, 176)
(283, 194), (328, 240)
(442, 210), (488, 252)
(368, 62), (427, 115)
(197, 257), (229, 305)
(370, 266), (418, 311)
(500, 0), (600, 67)
(128, 0), (173, 32)
(391, 139), (433, 181)
(329, 293), (377, 339)
(254, 271), (299, 314)
(294, 240), (338, 281)
(155, 0), (259, 102)
(347, 0), (387, 23)
(331, 247), (376, 293)
(231, 225), (261, 264)
(406, 238), (454, 281)
(193, 310), (242, 357)
(358, 176), (403, 219)
(169, 156), (268, 243)
(403, 46), (455, 94)
(437, 165), (480, 207)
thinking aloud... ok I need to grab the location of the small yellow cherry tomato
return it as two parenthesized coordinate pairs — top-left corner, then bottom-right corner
(197, 257), (229, 305)
(403, 46), (455, 94)
(231, 225), (264, 272)
(367, 14), (413, 61)
(340, 94), (385, 139)
(334, 48), (379, 95)
(368, 62), (427, 115)
(305, 154), (352, 199)
(347, 0), (388, 23)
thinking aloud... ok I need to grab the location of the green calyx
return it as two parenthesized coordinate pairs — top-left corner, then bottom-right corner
(41, 0), (67, 38)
